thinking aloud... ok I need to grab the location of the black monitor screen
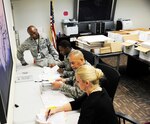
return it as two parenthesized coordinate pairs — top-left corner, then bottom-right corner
(78, 0), (113, 22)
(0, 91), (7, 123)
(0, 0), (13, 121)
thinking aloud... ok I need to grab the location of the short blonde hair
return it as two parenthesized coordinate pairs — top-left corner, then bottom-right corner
(75, 65), (104, 85)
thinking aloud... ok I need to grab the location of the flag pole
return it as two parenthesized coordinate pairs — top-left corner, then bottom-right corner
(50, 0), (57, 49)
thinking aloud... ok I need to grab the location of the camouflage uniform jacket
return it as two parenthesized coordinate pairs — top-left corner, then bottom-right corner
(59, 61), (91, 99)
(17, 35), (60, 67)
(58, 48), (74, 78)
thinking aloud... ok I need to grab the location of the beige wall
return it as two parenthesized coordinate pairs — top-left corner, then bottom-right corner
(9, 0), (150, 50)
(114, 0), (150, 28)
(11, 0), (74, 35)
(11, 0), (150, 37)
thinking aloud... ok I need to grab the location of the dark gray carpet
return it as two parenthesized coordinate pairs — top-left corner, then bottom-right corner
(114, 70), (150, 124)
(102, 55), (150, 124)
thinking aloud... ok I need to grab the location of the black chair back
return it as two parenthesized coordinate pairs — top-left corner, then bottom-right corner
(116, 112), (140, 124)
(96, 63), (140, 124)
(80, 49), (95, 65)
(96, 63), (120, 101)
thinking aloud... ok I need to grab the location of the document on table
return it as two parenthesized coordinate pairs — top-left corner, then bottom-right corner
(36, 111), (66, 124)
(38, 90), (74, 124)
(37, 65), (60, 84)
(16, 72), (33, 83)
(41, 90), (72, 107)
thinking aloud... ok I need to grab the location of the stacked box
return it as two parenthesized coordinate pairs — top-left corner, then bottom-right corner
(135, 41), (150, 62)
(122, 40), (139, 56)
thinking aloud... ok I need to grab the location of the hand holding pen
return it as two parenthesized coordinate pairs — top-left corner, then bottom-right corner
(46, 109), (51, 121)
(45, 106), (57, 121)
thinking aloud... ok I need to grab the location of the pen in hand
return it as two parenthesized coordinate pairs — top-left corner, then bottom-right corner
(46, 109), (51, 121)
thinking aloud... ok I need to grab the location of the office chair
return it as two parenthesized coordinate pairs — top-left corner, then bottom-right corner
(96, 63), (139, 124)
(80, 49), (95, 65)
(79, 48), (105, 65)
(116, 112), (140, 124)
(96, 63), (120, 101)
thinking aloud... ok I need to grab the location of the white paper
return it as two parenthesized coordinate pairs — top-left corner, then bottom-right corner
(50, 65), (59, 72)
(36, 112), (66, 124)
(41, 90), (71, 107)
(78, 35), (113, 43)
(38, 66), (60, 83)
(16, 73), (33, 83)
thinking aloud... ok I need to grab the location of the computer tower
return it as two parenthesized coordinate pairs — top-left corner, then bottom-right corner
(91, 22), (101, 34)
(96, 22), (101, 34)
(78, 22), (91, 34)
(101, 21), (115, 35)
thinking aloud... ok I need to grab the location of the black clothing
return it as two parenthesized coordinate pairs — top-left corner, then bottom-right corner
(70, 89), (118, 124)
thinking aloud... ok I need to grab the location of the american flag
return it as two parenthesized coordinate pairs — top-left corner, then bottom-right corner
(50, 0), (57, 49)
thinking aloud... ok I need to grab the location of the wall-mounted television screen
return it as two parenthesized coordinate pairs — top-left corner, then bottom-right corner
(0, 0), (13, 123)
(0, 91), (7, 123)
(75, 0), (116, 22)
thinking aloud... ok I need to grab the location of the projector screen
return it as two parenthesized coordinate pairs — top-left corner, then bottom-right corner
(0, 0), (13, 122)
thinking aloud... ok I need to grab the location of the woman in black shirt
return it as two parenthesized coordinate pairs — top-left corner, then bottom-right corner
(46, 65), (118, 124)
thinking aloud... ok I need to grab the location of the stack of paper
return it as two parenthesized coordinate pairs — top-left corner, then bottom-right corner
(78, 35), (113, 44)
(76, 35), (114, 52)
(38, 65), (60, 83)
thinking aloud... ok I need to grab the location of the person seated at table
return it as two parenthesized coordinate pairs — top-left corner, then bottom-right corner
(46, 65), (118, 124)
(50, 40), (74, 78)
(51, 50), (91, 98)
(17, 25), (60, 67)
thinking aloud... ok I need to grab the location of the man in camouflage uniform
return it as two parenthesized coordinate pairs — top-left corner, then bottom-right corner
(50, 40), (75, 84)
(52, 50), (91, 99)
(17, 25), (60, 67)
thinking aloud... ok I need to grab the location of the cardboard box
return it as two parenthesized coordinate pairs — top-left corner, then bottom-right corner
(139, 31), (150, 42)
(107, 31), (128, 42)
(100, 46), (111, 54)
(108, 28), (150, 42)
(135, 42), (150, 62)
(122, 40), (139, 55)
(138, 51), (150, 62)
(77, 35), (113, 44)
(120, 28), (149, 32)
(123, 34), (139, 41)
(108, 31), (139, 42)
(105, 41), (122, 53)
(91, 46), (111, 54)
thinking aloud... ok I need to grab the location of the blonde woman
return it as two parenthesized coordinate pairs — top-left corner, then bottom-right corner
(46, 65), (118, 124)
